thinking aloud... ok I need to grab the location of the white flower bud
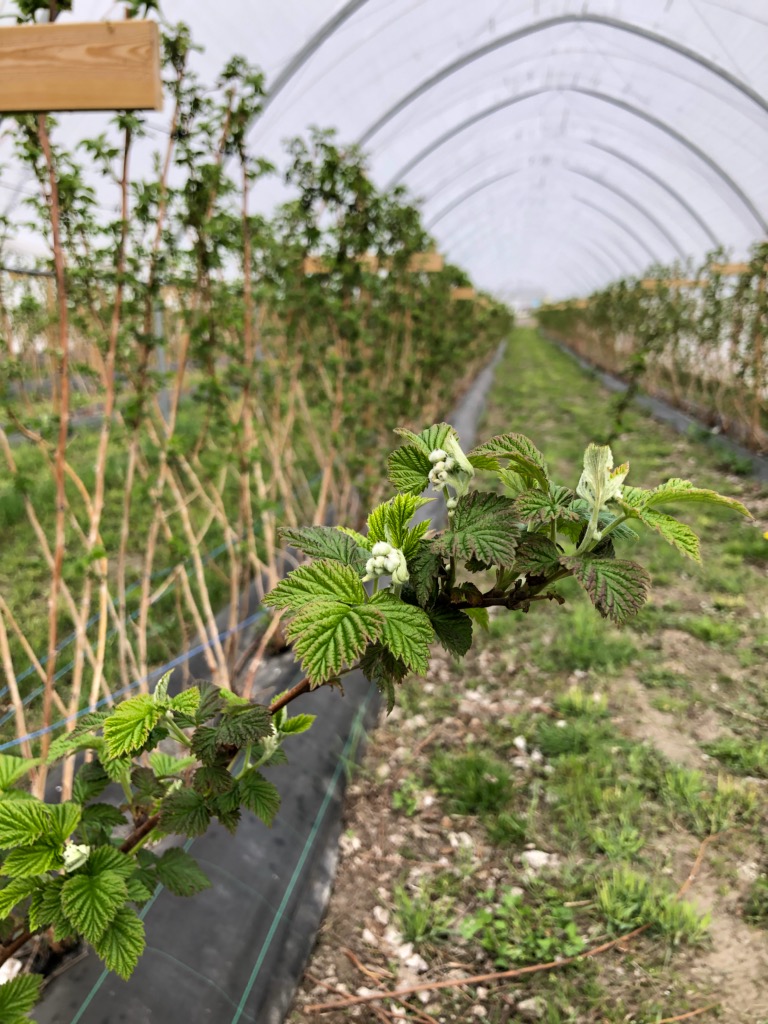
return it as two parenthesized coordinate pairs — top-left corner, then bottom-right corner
(365, 557), (377, 575)
(433, 460), (446, 472)
(428, 449), (447, 464)
(63, 842), (91, 873)
(446, 497), (458, 510)
(444, 457), (455, 471)
(384, 554), (400, 573)
(372, 541), (391, 557)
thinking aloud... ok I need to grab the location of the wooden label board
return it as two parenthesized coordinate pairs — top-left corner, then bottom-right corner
(450, 286), (476, 300)
(0, 20), (162, 112)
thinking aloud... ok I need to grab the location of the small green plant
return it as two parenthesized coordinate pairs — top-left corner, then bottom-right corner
(680, 614), (741, 647)
(702, 736), (768, 778)
(589, 818), (645, 860)
(743, 876), (768, 926)
(460, 887), (585, 967)
(597, 867), (709, 944)
(554, 685), (609, 718)
(393, 878), (454, 947)
(430, 750), (512, 817)
(391, 775), (422, 817)
(662, 766), (757, 835)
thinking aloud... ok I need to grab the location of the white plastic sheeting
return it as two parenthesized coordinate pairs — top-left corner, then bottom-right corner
(2, 0), (767, 300)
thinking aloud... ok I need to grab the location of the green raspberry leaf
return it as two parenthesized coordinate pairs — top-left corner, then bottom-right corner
(48, 802), (82, 845)
(563, 556), (650, 624)
(395, 422), (455, 453)
(61, 870), (127, 943)
(160, 788), (212, 837)
(103, 694), (163, 758)
(215, 704), (272, 748)
(279, 525), (369, 570)
(169, 689), (201, 718)
(264, 559), (366, 612)
(428, 605), (473, 658)
(359, 643), (410, 713)
(91, 907), (146, 980)
(434, 491), (519, 566)
(0, 799), (50, 849)
(514, 485), (578, 525)
(278, 713), (316, 736)
(0, 755), (40, 791)
(632, 506), (701, 562)
(407, 542), (442, 607)
(2, 842), (62, 878)
(514, 534), (561, 576)
(370, 592), (434, 675)
(646, 479), (751, 517)
(0, 973), (42, 1024)
(0, 876), (40, 919)
(285, 598), (383, 684)
(155, 847), (211, 897)
(238, 770), (281, 826)
(387, 444), (431, 495)
(469, 433), (548, 488)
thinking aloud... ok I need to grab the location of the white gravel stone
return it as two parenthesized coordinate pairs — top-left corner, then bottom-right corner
(373, 905), (390, 926)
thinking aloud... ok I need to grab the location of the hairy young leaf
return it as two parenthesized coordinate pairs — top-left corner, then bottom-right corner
(0, 755), (39, 791)
(238, 770), (281, 826)
(367, 494), (431, 554)
(103, 694), (163, 758)
(61, 870), (127, 943)
(407, 542), (442, 607)
(155, 847), (211, 897)
(285, 599), (383, 684)
(280, 525), (369, 569)
(0, 799), (50, 849)
(469, 433), (548, 487)
(370, 592), (434, 674)
(160, 788), (211, 837)
(278, 713), (316, 735)
(0, 973), (42, 1024)
(646, 479), (751, 517)
(169, 689), (201, 718)
(0, 877), (39, 919)
(514, 485), (578, 525)
(434, 491), (519, 566)
(91, 907), (146, 980)
(562, 500), (639, 543)
(428, 605), (473, 658)
(514, 534), (561, 576)
(359, 643), (410, 713)
(395, 422), (455, 453)
(564, 557), (651, 624)
(387, 443), (431, 495)
(216, 704), (272, 748)
(264, 559), (366, 611)
(631, 506), (701, 562)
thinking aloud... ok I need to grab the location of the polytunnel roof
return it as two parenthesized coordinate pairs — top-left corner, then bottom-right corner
(2, 0), (768, 301)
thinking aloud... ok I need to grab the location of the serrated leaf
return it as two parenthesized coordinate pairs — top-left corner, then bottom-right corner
(103, 694), (163, 758)
(278, 713), (316, 736)
(85, 846), (134, 880)
(428, 605), (473, 658)
(387, 444), (431, 495)
(155, 847), (211, 897)
(633, 506), (701, 562)
(216, 704), (272, 748)
(514, 534), (562, 576)
(61, 871), (127, 943)
(79, 804), (127, 841)
(149, 751), (197, 777)
(126, 874), (154, 904)
(46, 729), (105, 764)
(464, 607), (490, 632)
(434, 491), (519, 566)
(160, 788), (211, 837)
(100, 753), (133, 783)
(153, 670), (172, 705)
(27, 877), (72, 938)
(370, 592), (434, 675)
(0, 755), (39, 791)
(407, 542), (442, 607)
(280, 525), (369, 569)
(169, 689), (200, 717)
(190, 726), (222, 765)
(469, 433), (548, 487)
(285, 598), (383, 684)
(367, 494), (431, 552)
(563, 557), (651, 624)
(195, 682), (226, 723)
(468, 453), (500, 471)
(2, 842), (61, 878)
(359, 643), (410, 711)
(238, 770), (281, 826)
(395, 422), (455, 453)
(48, 802), (82, 845)
(514, 485), (578, 525)
(264, 559), (366, 612)
(0, 799), (50, 849)
(72, 762), (110, 804)
(193, 764), (234, 796)
(0, 973), (42, 1023)
(0, 877), (39, 918)
(91, 907), (146, 980)
(646, 479), (751, 517)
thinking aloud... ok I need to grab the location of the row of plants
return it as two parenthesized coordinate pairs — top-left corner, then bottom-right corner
(538, 244), (768, 450)
(0, 8), (511, 793)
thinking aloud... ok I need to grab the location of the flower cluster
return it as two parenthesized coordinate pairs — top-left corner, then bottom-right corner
(363, 541), (409, 584)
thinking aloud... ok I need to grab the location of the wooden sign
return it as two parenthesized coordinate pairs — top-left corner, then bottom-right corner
(450, 286), (476, 300)
(0, 20), (162, 112)
(710, 262), (749, 275)
(302, 252), (444, 275)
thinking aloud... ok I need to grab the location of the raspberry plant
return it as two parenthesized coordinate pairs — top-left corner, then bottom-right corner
(0, 422), (750, 1021)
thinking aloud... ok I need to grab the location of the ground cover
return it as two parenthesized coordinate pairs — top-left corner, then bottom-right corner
(288, 327), (768, 1024)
